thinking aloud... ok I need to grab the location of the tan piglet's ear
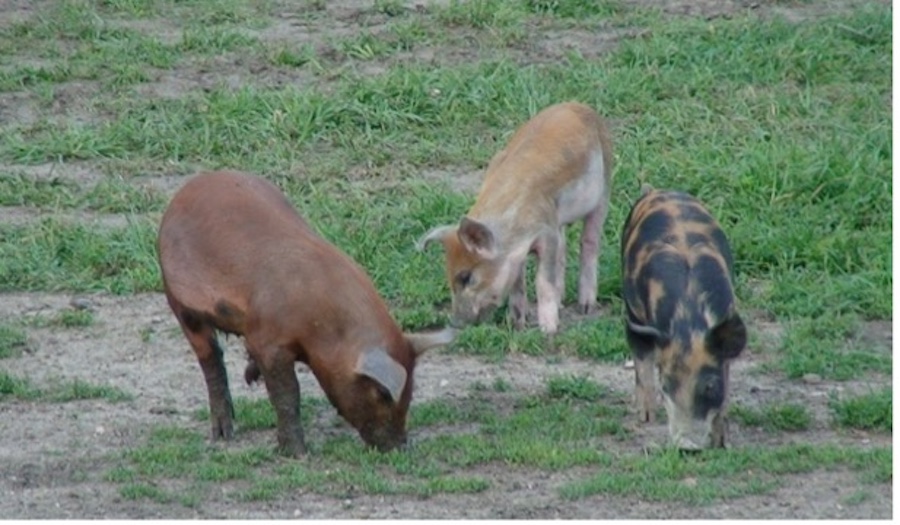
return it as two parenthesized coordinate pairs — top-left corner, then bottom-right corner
(457, 217), (497, 259)
(416, 225), (457, 251)
(405, 327), (456, 357)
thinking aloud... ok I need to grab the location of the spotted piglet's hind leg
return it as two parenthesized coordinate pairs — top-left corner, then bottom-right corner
(634, 355), (657, 423)
(175, 309), (235, 441)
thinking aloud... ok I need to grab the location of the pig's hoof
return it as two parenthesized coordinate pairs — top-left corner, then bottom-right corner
(637, 409), (655, 424)
(211, 421), (234, 441)
(278, 442), (307, 458)
(578, 302), (595, 315)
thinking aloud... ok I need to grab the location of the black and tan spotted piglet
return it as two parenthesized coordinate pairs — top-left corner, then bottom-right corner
(621, 187), (747, 450)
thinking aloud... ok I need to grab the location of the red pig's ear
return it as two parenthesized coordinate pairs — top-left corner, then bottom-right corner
(356, 347), (407, 403)
(458, 217), (497, 260)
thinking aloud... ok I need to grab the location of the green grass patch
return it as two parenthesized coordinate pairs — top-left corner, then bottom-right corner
(0, 371), (41, 399)
(194, 396), (331, 431)
(561, 444), (891, 503)
(49, 378), (132, 402)
(830, 388), (891, 432)
(730, 402), (812, 432)
(0, 218), (159, 293)
(0, 5), (888, 334)
(0, 371), (130, 402)
(0, 324), (28, 359)
(51, 309), (95, 328)
(112, 385), (889, 506)
(775, 315), (891, 380)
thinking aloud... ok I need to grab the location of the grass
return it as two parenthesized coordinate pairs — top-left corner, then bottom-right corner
(0, 371), (131, 402)
(730, 402), (812, 432)
(774, 314), (891, 380)
(560, 443), (891, 503)
(830, 388), (892, 432)
(110, 381), (890, 506)
(0, 0), (891, 513)
(0, 324), (27, 359)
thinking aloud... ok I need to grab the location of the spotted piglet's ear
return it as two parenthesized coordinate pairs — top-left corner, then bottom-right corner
(708, 313), (747, 360)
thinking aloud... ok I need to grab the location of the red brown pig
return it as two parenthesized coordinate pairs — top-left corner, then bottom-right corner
(157, 170), (455, 457)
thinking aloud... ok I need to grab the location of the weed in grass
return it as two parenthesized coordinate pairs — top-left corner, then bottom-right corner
(194, 396), (329, 431)
(0, 219), (160, 294)
(119, 483), (171, 503)
(374, 0), (406, 17)
(0, 324), (27, 359)
(82, 177), (167, 213)
(435, 0), (525, 29)
(49, 378), (132, 402)
(269, 44), (318, 68)
(179, 27), (258, 54)
(492, 377), (511, 392)
(730, 402), (812, 432)
(52, 309), (95, 328)
(776, 315), (891, 380)
(0, 371), (40, 400)
(0, 370), (130, 402)
(451, 324), (546, 359)
(546, 375), (607, 402)
(0, 174), (78, 207)
(524, 0), (620, 18)
(560, 444), (891, 503)
(829, 388), (891, 432)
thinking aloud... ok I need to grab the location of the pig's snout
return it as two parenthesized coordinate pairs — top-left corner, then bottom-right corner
(362, 428), (408, 453)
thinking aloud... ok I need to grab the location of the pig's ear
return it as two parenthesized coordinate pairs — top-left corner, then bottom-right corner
(416, 225), (457, 251)
(405, 327), (456, 357)
(708, 313), (747, 360)
(458, 217), (497, 259)
(356, 347), (407, 402)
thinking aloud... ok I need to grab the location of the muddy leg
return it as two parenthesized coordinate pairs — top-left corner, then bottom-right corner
(634, 355), (656, 423)
(507, 263), (527, 330)
(578, 199), (609, 314)
(256, 345), (306, 457)
(177, 315), (234, 441)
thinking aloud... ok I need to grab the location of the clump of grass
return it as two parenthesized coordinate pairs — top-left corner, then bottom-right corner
(50, 378), (132, 402)
(830, 389), (891, 432)
(0, 371), (41, 399)
(776, 315), (891, 380)
(730, 402), (813, 432)
(52, 309), (95, 328)
(546, 374), (607, 402)
(0, 372), (130, 402)
(0, 324), (28, 359)
(560, 444), (891, 503)
(0, 219), (159, 294)
(524, 0), (620, 18)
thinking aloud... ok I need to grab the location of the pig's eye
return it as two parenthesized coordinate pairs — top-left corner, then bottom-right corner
(455, 270), (473, 288)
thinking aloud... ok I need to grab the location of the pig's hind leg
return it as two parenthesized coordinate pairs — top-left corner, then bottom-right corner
(577, 195), (609, 314)
(176, 309), (235, 441)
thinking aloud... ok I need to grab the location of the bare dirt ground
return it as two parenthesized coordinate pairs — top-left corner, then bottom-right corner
(0, 0), (892, 519)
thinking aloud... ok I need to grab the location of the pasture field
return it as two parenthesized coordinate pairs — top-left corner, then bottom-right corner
(0, 0), (892, 518)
